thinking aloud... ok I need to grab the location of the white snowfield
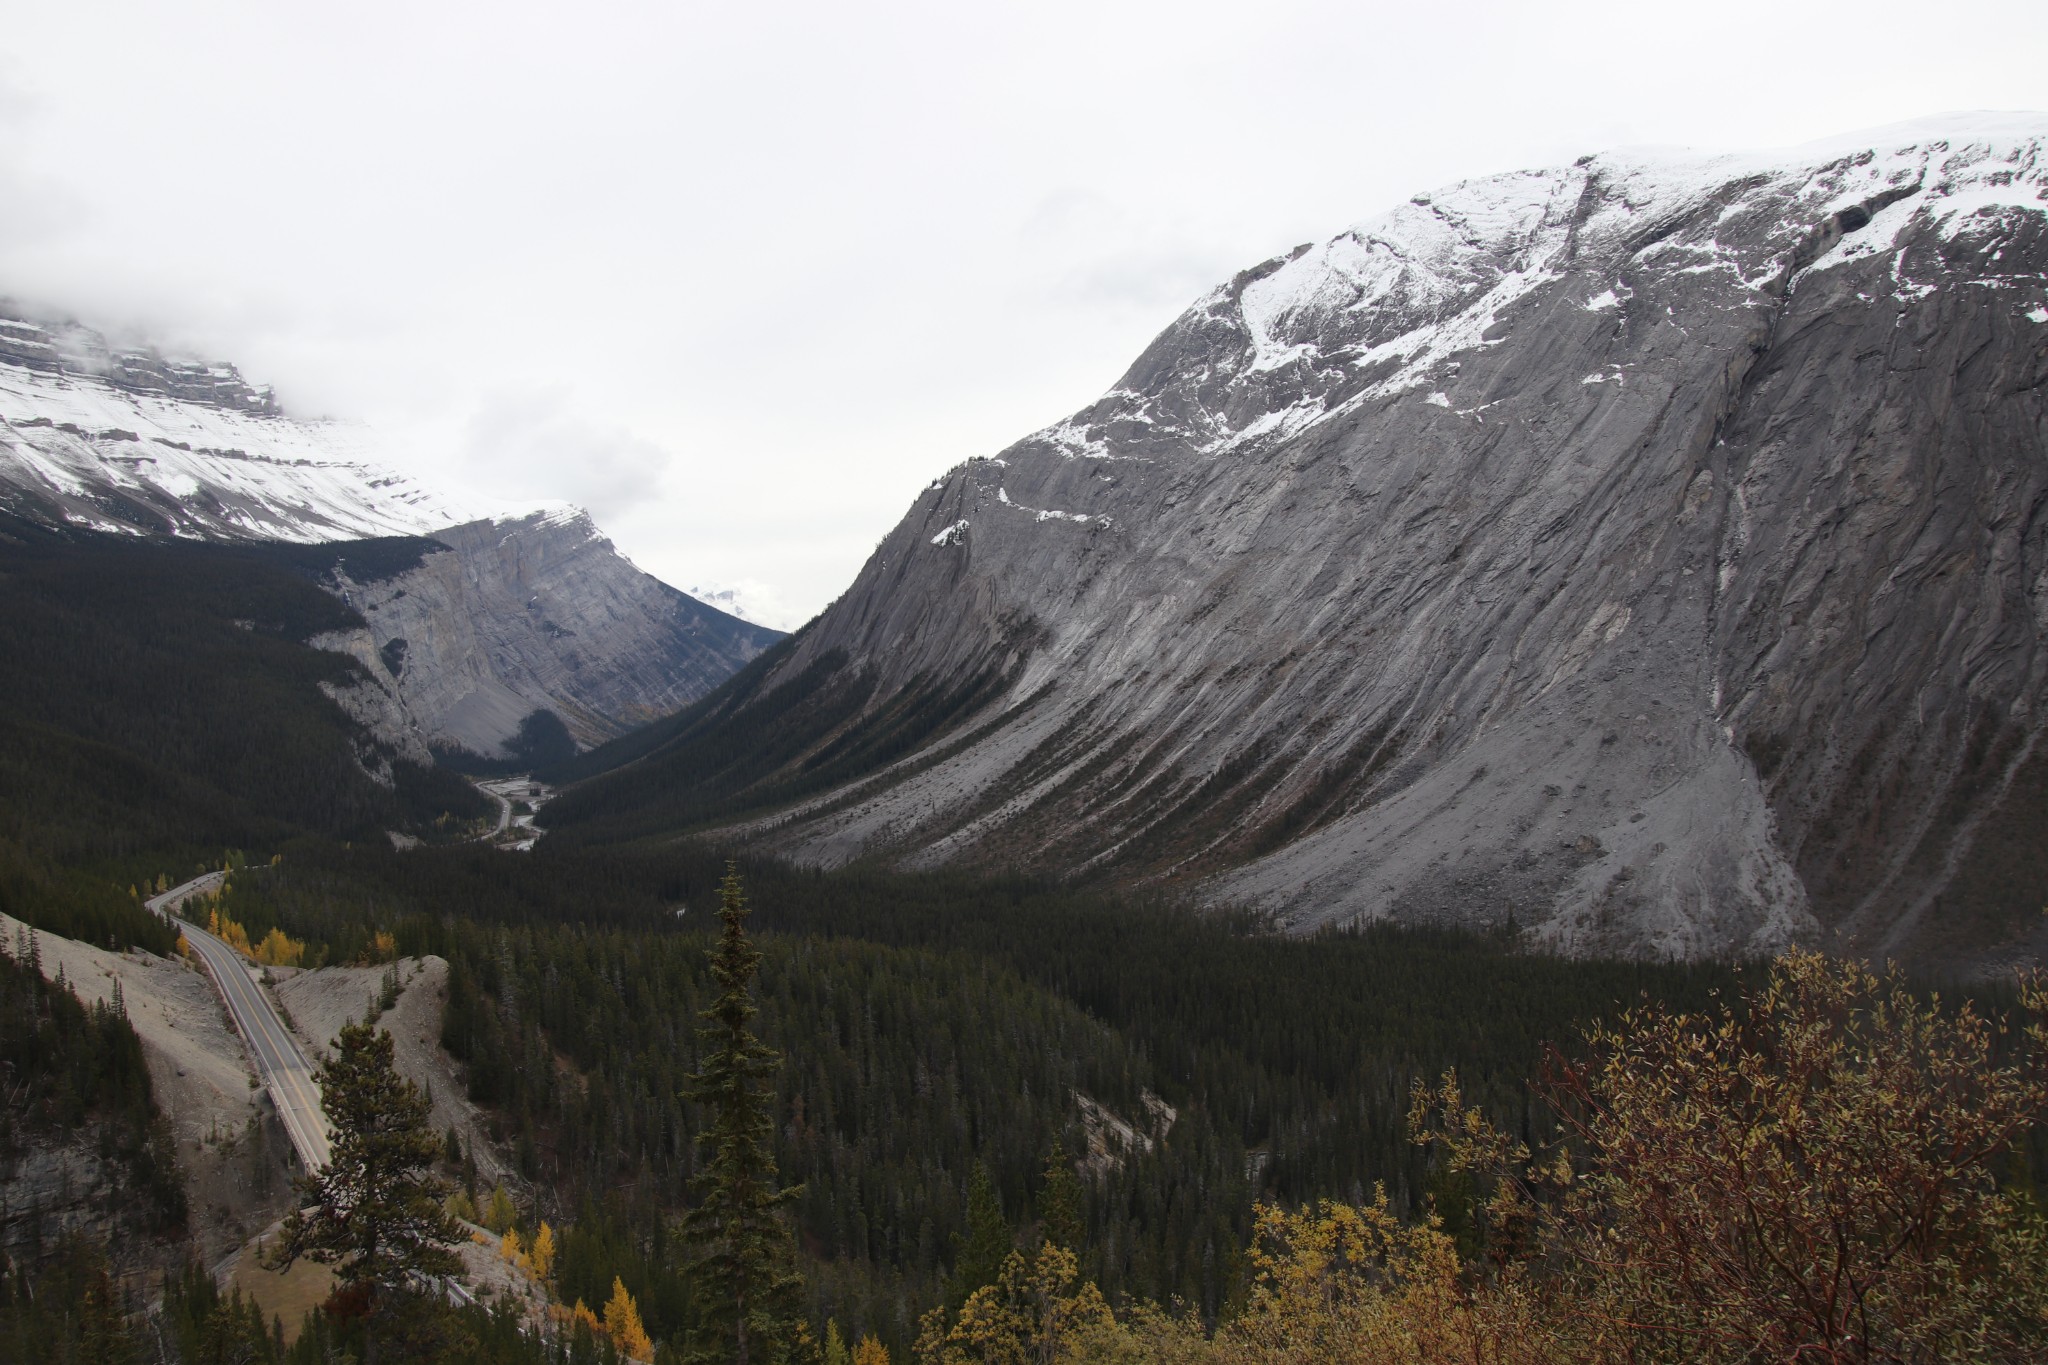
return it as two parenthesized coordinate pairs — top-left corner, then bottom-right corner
(0, 360), (501, 542)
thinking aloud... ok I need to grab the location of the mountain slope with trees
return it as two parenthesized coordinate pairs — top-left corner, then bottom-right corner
(0, 513), (489, 949)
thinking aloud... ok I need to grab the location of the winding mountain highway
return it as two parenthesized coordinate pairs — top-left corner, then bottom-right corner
(148, 873), (332, 1172)
(472, 775), (551, 850)
(145, 873), (482, 1310)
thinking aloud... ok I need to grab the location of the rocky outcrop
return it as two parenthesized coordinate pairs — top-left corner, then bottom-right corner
(584, 115), (2048, 964)
(0, 307), (280, 411)
(313, 508), (780, 756)
(0, 1142), (137, 1270)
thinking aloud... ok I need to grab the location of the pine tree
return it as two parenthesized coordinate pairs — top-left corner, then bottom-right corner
(74, 1240), (139, 1365)
(682, 863), (804, 1365)
(1038, 1139), (1084, 1252)
(271, 1021), (460, 1365)
(950, 1164), (1011, 1304)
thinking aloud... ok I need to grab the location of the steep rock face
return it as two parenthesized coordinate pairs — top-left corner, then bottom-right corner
(610, 115), (2048, 962)
(315, 509), (781, 755)
(0, 307), (783, 757)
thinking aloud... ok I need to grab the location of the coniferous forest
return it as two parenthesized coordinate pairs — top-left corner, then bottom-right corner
(3, 519), (2047, 1364)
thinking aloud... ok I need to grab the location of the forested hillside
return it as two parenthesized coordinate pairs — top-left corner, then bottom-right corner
(0, 514), (485, 945)
(1, 482), (2042, 1363)
(200, 836), (1738, 1351)
(0, 924), (185, 1277)
(7, 626), (2046, 1360)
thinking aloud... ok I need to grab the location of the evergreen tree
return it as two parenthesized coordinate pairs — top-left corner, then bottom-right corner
(0, 1236), (143, 1365)
(950, 1164), (1011, 1304)
(1037, 1140), (1084, 1253)
(272, 1021), (461, 1365)
(682, 864), (804, 1365)
(161, 1259), (280, 1365)
(485, 1184), (518, 1233)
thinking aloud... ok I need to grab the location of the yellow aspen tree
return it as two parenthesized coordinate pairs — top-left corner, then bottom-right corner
(853, 1333), (892, 1365)
(500, 1227), (522, 1264)
(916, 1244), (1123, 1364)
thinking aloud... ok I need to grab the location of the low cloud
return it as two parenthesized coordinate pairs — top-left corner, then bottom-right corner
(458, 389), (673, 523)
(1019, 189), (1247, 313)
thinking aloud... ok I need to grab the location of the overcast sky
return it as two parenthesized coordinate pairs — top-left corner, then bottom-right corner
(2, 1), (2043, 627)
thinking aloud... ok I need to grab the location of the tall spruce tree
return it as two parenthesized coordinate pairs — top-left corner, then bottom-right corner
(683, 864), (804, 1365)
(950, 1163), (1012, 1304)
(1038, 1139), (1084, 1253)
(272, 1021), (461, 1365)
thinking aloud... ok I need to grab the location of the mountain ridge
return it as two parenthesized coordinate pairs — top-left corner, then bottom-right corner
(0, 303), (783, 758)
(549, 113), (2048, 965)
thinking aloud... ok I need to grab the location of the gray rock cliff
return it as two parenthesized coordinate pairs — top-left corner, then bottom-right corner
(642, 115), (2048, 964)
(315, 508), (781, 757)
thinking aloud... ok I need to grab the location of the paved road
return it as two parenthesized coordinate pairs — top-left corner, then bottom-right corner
(469, 776), (553, 851)
(145, 874), (482, 1311)
(479, 784), (513, 838)
(148, 874), (332, 1172)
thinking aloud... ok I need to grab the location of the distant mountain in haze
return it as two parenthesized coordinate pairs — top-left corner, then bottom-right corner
(0, 303), (781, 759)
(547, 114), (2048, 968)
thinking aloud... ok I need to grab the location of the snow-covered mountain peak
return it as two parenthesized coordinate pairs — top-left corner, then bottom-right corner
(0, 359), (500, 541)
(0, 300), (787, 764)
(703, 114), (2048, 962)
(0, 303), (520, 543)
(0, 304), (280, 414)
(1012, 113), (2045, 475)
(683, 580), (803, 632)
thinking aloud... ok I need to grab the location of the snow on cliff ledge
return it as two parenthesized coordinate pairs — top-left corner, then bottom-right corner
(0, 307), (537, 543)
